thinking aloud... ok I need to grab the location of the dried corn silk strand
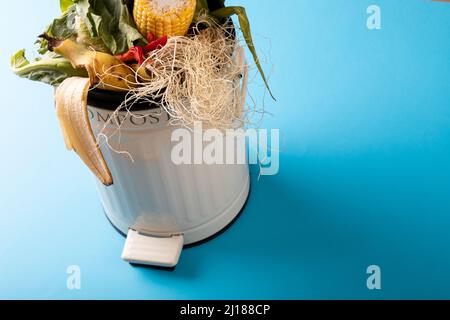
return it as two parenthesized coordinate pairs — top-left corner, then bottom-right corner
(98, 20), (247, 133)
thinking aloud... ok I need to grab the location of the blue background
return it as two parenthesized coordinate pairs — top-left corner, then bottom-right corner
(1, 0), (450, 299)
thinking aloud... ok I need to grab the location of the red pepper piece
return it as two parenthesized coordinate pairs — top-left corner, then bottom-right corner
(131, 46), (146, 65)
(143, 35), (168, 53)
(146, 33), (155, 43)
(116, 34), (163, 65)
(117, 46), (146, 65)
(116, 50), (135, 63)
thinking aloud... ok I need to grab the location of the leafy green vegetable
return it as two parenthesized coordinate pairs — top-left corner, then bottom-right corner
(77, 18), (111, 53)
(211, 5), (275, 100)
(11, 50), (87, 86)
(42, 0), (145, 56)
(14, 0), (143, 87)
(37, 4), (78, 55)
(47, 5), (78, 39)
(75, 0), (145, 55)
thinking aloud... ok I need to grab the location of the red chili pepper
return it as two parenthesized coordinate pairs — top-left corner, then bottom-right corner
(143, 35), (168, 53)
(117, 46), (146, 65)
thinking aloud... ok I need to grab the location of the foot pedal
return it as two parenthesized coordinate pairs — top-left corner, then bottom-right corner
(121, 229), (184, 268)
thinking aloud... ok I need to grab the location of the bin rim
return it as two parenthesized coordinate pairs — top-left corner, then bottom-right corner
(87, 88), (162, 112)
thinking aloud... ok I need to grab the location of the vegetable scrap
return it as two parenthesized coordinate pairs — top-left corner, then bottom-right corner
(117, 35), (168, 64)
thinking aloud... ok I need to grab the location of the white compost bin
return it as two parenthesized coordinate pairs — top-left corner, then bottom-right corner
(87, 50), (249, 268)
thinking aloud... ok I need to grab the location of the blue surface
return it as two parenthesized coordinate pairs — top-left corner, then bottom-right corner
(1, 0), (450, 299)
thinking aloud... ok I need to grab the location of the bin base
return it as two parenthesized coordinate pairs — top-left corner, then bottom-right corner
(103, 175), (251, 247)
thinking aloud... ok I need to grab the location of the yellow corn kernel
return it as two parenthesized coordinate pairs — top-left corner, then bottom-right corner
(133, 0), (197, 38)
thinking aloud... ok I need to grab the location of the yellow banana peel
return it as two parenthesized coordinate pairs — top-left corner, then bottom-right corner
(55, 77), (113, 186)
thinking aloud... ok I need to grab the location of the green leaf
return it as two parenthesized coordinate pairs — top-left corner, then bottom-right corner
(42, 0), (144, 56)
(11, 49), (88, 86)
(37, 5), (79, 55)
(76, 19), (110, 53)
(211, 6), (275, 100)
(11, 49), (29, 70)
(75, 0), (145, 55)
(47, 5), (78, 39)
(60, 0), (75, 13)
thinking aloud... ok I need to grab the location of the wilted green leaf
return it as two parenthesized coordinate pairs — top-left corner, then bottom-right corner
(47, 5), (78, 39)
(211, 6), (275, 100)
(37, 5), (79, 55)
(11, 49), (87, 86)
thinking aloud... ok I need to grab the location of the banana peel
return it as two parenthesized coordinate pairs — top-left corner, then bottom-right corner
(55, 77), (113, 186)
(43, 35), (136, 92)
(47, 36), (141, 186)
(46, 37), (154, 186)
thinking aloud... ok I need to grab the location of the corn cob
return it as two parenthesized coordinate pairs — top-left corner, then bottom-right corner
(133, 0), (197, 38)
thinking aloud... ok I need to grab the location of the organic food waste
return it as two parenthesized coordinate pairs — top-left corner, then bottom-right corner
(11, 0), (273, 185)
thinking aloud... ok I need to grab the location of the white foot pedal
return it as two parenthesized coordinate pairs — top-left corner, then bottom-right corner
(121, 229), (184, 268)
